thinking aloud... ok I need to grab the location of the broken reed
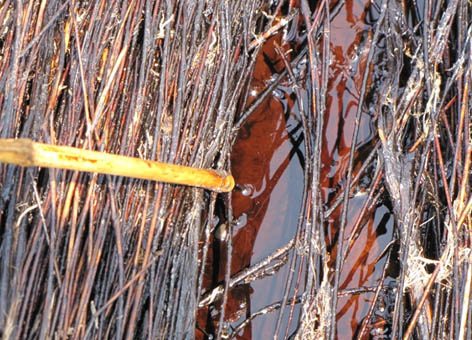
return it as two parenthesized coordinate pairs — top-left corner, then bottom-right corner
(0, 138), (235, 192)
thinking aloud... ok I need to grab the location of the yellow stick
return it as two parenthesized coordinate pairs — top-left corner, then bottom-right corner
(0, 138), (234, 193)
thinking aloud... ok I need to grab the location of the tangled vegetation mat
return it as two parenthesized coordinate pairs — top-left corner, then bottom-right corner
(0, 0), (471, 339)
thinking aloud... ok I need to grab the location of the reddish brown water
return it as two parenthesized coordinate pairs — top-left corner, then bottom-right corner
(227, 33), (306, 339)
(197, 1), (396, 339)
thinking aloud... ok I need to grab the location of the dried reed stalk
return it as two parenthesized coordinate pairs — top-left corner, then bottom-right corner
(0, 138), (234, 192)
(0, 0), (265, 339)
(1, 0), (471, 339)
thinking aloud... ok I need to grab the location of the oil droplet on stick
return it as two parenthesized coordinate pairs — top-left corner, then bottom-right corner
(239, 184), (255, 197)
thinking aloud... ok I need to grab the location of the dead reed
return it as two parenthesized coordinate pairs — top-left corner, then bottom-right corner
(290, 1), (472, 339)
(1, 0), (471, 339)
(0, 0), (266, 338)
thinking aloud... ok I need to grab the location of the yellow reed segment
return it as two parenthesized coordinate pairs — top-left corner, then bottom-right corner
(0, 138), (35, 167)
(0, 138), (234, 193)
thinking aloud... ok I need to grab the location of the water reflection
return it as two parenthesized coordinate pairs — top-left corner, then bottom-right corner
(198, 1), (396, 338)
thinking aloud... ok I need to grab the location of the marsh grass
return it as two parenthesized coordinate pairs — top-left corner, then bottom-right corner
(0, 0), (471, 339)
